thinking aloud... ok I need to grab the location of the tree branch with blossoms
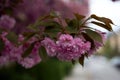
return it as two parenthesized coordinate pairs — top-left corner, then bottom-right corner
(0, 10), (114, 68)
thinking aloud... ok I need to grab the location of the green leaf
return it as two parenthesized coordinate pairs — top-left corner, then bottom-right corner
(43, 21), (62, 38)
(67, 19), (78, 28)
(37, 11), (60, 23)
(37, 14), (55, 22)
(84, 29), (103, 43)
(50, 11), (60, 17)
(81, 33), (95, 49)
(45, 28), (61, 39)
(79, 55), (85, 66)
(65, 26), (77, 34)
(27, 13), (60, 32)
(74, 13), (85, 20)
(23, 32), (36, 42)
(0, 39), (5, 52)
(0, 29), (3, 34)
(32, 14), (56, 29)
(65, 16), (84, 30)
(27, 24), (39, 31)
(22, 42), (35, 58)
(39, 21), (62, 28)
(91, 21), (112, 31)
(6, 32), (18, 44)
(39, 46), (48, 61)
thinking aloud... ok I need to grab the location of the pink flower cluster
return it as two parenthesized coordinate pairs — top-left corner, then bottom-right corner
(88, 30), (106, 55)
(0, 32), (41, 68)
(0, 32), (106, 68)
(0, 15), (16, 30)
(41, 37), (57, 57)
(17, 35), (41, 68)
(56, 34), (91, 61)
(41, 34), (91, 61)
(0, 32), (15, 66)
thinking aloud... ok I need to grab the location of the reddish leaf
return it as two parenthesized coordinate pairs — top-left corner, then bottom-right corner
(91, 14), (113, 31)
(71, 59), (76, 65)
(0, 39), (5, 52)
(91, 14), (114, 24)
(79, 55), (85, 66)
(91, 21), (112, 31)
(84, 53), (89, 58)
(74, 13), (85, 20)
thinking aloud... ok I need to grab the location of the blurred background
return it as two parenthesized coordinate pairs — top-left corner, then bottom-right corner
(0, 0), (120, 80)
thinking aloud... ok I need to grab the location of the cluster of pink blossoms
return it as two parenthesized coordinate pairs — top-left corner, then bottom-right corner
(42, 34), (91, 61)
(0, 15), (16, 30)
(56, 34), (91, 61)
(41, 32), (106, 61)
(0, 31), (105, 68)
(88, 30), (106, 55)
(0, 32), (41, 68)
(0, 0), (111, 69)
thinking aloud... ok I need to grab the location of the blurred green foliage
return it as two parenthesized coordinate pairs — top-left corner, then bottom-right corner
(98, 37), (120, 59)
(0, 58), (73, 80)
(101, 40), (115, 58)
